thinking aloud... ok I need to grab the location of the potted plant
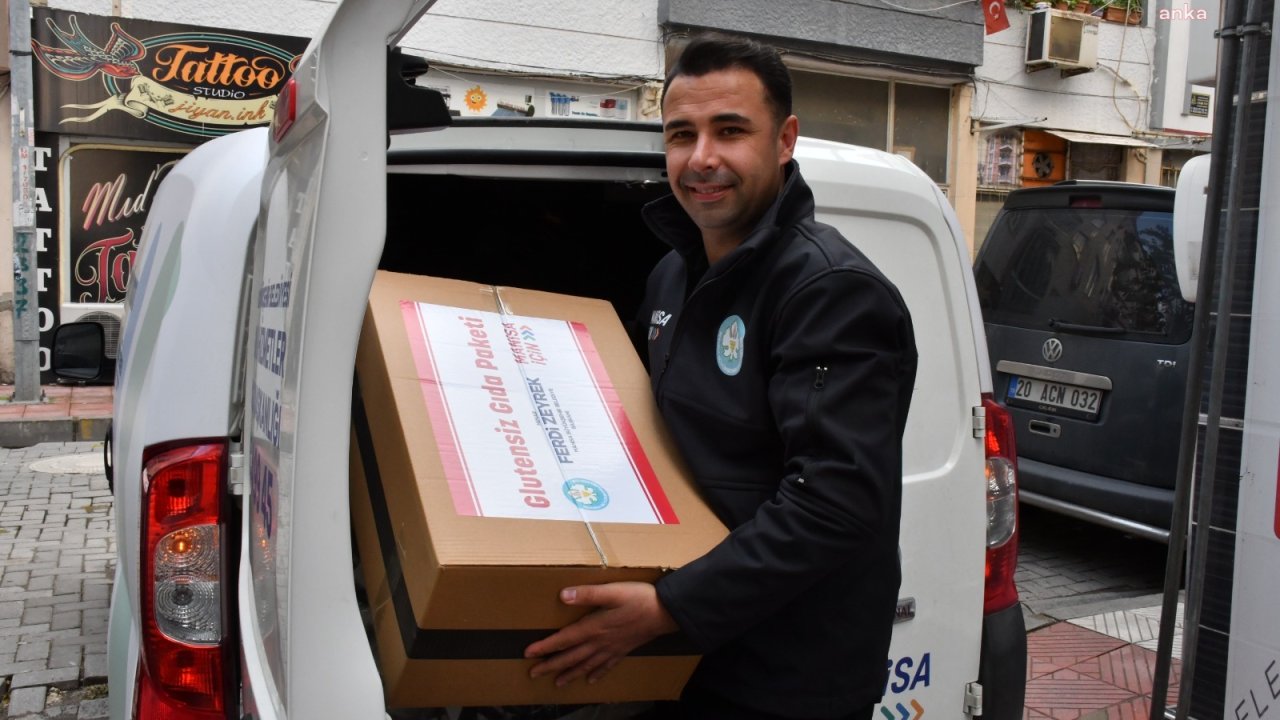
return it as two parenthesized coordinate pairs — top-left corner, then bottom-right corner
(1103, 0), (1143, 23)
(1073, 0), (1092, 12)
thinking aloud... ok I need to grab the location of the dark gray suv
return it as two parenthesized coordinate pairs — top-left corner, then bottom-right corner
(974, 181), (1191, 542)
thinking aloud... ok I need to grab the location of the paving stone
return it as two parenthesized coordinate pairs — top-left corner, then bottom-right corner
(82, 653), (108, 684)
(15, 638), (51, 663)
(10, 664), (81, 689)
(5, 686), (47, 716)
(50, 611), (81, 632)
(77, 697), (109, 719)
(0, 600), (23, 619)
(22, 606), (53, 626)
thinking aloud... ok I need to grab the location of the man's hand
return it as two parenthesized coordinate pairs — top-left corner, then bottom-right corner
(525, 581), (679, 687)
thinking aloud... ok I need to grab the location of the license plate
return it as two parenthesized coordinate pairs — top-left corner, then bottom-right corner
(1006, 375), (1103, 420)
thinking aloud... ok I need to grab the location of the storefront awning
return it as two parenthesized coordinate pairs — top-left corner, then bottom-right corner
(1046, 129), (1157, 148)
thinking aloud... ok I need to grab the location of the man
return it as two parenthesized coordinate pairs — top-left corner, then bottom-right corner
(525, 35), (918, 720)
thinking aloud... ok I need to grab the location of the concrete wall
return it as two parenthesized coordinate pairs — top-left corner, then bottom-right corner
(974, 8), (1158, 136)
(662, 0), (984, 72)
(1152, 0), (1216, 134)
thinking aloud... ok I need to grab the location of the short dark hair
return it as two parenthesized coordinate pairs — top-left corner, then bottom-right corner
(662, 34), (793, 126)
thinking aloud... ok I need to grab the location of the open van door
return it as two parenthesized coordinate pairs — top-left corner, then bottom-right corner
(238, 2), (442, 718)
(1173, 154), (1212, 303)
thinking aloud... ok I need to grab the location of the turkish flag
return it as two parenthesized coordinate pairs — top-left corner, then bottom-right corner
(983, 0), (1011, 34)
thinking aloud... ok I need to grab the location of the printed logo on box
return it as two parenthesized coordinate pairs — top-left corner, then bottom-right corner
(564, 479), (610, 511)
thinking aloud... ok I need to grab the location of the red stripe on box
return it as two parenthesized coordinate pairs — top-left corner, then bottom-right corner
(568, 320), (678, 524)
(400, 301), (481, 516)
(1274, 442), (1279, 540)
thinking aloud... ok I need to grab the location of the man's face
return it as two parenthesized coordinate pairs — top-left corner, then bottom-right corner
(662, 67), (798, 248)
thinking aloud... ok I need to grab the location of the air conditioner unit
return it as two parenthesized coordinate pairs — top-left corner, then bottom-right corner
(60, 303), (125, 359)
(1026, 8), (1100, 76)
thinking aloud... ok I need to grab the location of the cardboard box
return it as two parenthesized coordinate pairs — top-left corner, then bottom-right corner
(351, 270), (727, 708)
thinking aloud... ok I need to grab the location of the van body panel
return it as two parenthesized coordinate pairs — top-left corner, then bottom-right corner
(107, 127), (267, 717)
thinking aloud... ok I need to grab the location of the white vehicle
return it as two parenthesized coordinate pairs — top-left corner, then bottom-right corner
(52, 1), (1026, 718)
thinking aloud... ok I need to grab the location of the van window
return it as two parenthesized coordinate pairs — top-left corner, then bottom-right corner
(975, 208), (1192, 343)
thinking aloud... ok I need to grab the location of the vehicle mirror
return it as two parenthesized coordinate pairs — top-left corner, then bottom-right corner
(51, 321), (114, 384)
(1173, 154), (1212, 303)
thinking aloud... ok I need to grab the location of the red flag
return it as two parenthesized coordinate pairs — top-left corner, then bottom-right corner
(983, 0), (1011, 34)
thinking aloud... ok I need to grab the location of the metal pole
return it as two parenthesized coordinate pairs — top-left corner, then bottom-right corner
(8, 0), (42, 403)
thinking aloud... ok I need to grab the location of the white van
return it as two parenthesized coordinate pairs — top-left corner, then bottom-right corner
(55, 1), (1026, 718)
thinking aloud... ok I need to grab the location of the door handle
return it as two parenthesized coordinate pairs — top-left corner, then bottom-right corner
(1029, 419), (1061, 438)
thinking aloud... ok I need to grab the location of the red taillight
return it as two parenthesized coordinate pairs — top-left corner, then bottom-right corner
(271, 77), (297, 143)
(1069, 195), (1103, 208)
(137, 441), (231, 719)
(982, 395), (1020, 614)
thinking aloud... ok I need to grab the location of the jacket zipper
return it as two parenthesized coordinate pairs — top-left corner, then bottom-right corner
(654, 272), (729, 404)
(804, 365), (829, 457)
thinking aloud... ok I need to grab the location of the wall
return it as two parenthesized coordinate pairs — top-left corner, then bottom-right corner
(43, 0), (667, 81)
(974, 8), (1158, 137)
(1152, 0), (1217, 134)
(662, 0), (984, 72)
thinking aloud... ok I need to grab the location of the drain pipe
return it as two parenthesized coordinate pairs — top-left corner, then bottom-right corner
(1148, 0), (1270, 715)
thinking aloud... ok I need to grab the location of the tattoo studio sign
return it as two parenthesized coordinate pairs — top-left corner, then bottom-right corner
(32, 8), (307, 142)
(64, 145), (187, 303)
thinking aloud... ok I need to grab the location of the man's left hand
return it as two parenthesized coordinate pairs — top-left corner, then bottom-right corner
(525, 582), (679, 687)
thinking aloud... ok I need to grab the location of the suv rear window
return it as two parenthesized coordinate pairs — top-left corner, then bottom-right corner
(975, 207), (1192, 344)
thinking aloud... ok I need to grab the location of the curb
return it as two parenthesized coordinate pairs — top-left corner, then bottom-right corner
(0, 417), (111, 448)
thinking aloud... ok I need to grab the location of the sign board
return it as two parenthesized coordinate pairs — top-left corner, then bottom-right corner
(32, 8), (308, 142)
(61, 145), (188, 304)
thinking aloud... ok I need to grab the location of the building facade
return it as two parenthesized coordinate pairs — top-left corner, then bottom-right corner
(971, 0), (1215, 246)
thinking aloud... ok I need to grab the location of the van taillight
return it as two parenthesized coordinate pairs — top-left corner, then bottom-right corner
(136, 441), (232, 719)
(1069, 196), (1103, 208)
(982, 395), (1020, 614)
(271, 76), (297, 143)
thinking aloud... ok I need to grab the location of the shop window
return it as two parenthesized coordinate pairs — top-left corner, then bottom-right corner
(979, 129), (1023, 188)
(892, 84), (950, 184)
(1070, 143), (1123, 181)
(1160, 149), (1200, 187)
(792, 72), (889, 150)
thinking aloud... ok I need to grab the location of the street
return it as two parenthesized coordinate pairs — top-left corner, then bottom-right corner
(1017, 504), (1171, 629)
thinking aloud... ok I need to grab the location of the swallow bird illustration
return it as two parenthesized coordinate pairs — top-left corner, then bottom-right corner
(32, 15), (145, 81)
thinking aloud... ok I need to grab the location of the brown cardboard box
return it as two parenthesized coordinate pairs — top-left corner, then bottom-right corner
(351, 270), (727, 708)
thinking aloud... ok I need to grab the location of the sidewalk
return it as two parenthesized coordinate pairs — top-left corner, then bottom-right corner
(0, 387), (112, 449)
(1025, 599), (1183, 718)
(0, 441), (114, 719)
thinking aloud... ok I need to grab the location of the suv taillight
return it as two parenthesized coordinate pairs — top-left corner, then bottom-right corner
(982, 395), (1020, 613)
(136, 441), (233, 719)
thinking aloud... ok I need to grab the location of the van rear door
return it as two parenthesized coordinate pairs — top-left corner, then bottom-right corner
(802, 144), (990, 717)
(239, 1), (440, 718)
(975, 185), (1192, 539)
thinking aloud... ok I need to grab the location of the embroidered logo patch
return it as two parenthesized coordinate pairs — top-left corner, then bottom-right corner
(716, 315), (746, 376)
(648, 309), (672, 341)
(563, 478), (610, 511)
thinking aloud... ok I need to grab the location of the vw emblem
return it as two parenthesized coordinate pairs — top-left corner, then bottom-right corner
(1042, 338), (1063, 363)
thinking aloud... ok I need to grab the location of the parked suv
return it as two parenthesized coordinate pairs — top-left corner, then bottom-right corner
(974, 181), (1192, 542)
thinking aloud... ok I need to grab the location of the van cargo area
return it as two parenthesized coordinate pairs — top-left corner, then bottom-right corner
(353, 141), (679, 712)
(381, 161), (672, 327)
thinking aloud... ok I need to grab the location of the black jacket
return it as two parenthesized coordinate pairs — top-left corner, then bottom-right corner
(641, 163), (918, 717)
